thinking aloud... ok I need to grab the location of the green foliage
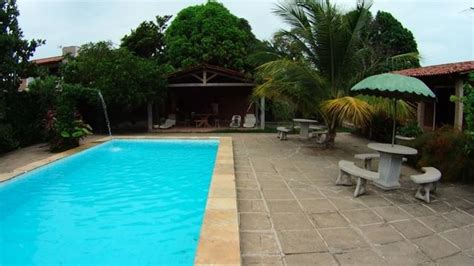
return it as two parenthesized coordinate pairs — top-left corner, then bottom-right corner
(0, 0), (44, 94)
(165, 1), (258, 71)
(121, 15), (171, 61)
(409, 127), (474, 183)
(62, 41), (170, 113)
(29, 77), (95, 152)
(398, 121), (423, 138)
(0, 0), (44, 152)
(269, 100), (296, 121)
(451, 72), (474, 132)
(254, 0), (420, 147)
(367, 11), (420, 72)
(0, 123), (18, 152)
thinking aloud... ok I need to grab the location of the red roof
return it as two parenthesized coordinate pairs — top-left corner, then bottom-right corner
(31, 55), (64, 65)
(394, 61), (474, 77)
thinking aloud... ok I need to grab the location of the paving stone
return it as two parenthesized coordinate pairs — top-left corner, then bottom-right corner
(310, 212), (349, 228)
(418, 215), (457, 232)
(240, 213), (272, 230)
(242, 255), (284, 265)
(358, 195), (392, 207)
(464, 248), (474, 256)
(342, 209), (384, 225)
(444, 210), (474, 227)
(266, 200), (302, 213)
(441, 227), (474, 250)
(291, 188), (324, 199)
(391, 219), (433, 239)
(237, 189), (262, 199)
(287, 180), (313, 189)
(240, 232), (280, 255)
(436, 253), (474, 266)
(374, 206), (411, 222)
(360, 224), (404, 244)
(375, 240), (431, 265)
(277, 230), (327, 254)
(335, 249), (385, 265)
(271, 213), (313, 230)
(320, 227), (368, 252)
(285, 252), (337, 266)
(330, 197), (367, 210)
(238, 200), (267, 213)
(383, 192), (417, 204)
(426, 201), (455, 214)
(261, 188), (294, 200)
(258, 180), (288, 189)
(299, 199), (337, 213)
(399, 203), (435, 217)
(413, 234), (460, 260)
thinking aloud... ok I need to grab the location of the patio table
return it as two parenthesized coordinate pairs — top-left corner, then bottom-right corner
(368, 143), (417, 190)
(293, 119), (318, 138)
(194, 114), (212, 128)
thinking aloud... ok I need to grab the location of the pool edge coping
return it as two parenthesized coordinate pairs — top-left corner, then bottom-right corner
(0, 136), (241, 265)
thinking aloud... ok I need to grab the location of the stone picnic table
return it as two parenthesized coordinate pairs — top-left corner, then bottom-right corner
(293, 118), (319, 138)
(368, 143), (417, 190)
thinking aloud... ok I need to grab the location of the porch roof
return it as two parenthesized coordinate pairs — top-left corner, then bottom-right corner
(394, 61), (474, 77)
(167, 64), (255, 88)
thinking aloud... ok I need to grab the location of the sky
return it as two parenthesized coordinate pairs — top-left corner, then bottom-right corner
(17, 0), (474, 66)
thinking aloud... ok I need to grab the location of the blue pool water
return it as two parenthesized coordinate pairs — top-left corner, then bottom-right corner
(0, 139), (219, 265)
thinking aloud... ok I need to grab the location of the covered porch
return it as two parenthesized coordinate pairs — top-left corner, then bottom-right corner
(395, 61), (474, 131)
(147, 64), (265, 131)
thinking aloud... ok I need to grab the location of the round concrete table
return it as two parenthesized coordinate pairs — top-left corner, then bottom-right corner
(368, 143), (417, 190)
(293, 119), (318, 138)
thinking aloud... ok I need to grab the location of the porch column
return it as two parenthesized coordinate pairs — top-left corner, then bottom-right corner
(454, 79), (464, 131)
(147, 103), (153, 132)
(417, 102), (425, 129)
(260, 97), (265, 129)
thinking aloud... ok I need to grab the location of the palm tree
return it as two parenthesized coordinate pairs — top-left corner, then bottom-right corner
(254, 0), (414, 147)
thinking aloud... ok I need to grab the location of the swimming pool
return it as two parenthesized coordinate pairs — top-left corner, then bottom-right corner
(0, 139), (219, 265)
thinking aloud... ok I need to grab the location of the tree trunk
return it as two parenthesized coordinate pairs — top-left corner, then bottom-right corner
(325, 127), (337, 149)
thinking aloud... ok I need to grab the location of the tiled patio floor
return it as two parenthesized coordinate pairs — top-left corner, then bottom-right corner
(232, 133), (474, 265)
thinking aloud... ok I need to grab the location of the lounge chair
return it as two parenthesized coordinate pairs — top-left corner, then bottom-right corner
(229, 115), (241, 128)
(159, 114), (176, 129)
(243, 114), (256, 128)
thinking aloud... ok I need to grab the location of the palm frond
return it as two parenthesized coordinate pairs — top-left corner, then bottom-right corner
(321, 96), (373, 128)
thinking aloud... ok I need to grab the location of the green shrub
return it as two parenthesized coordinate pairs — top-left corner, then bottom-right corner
(409, 127), (474, 183)
(397, 121), (423, 138)
(0, 124), (19, 153)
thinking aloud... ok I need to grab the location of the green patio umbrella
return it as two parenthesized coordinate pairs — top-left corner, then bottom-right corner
(350, 73), (436, 145)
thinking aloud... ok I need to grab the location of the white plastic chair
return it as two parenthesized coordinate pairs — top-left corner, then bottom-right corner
(229, 115), (241, 128)
(243, 114), (256, 128)
(159, 114), (176, 129)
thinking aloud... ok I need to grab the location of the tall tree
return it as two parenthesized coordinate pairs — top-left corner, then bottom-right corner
(0, 0), (43, 151)
(120, 15), (171, 61)
(165, 1), (258, 71)
(62, 42), (171, 122)
(255, 0), (414, 147)
(368, 11), (420, 71)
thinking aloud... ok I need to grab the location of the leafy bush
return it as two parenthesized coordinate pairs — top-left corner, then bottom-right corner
(0, 124), (19, 153)
(29, 77), (95, 152)
(409, 127), (474, 183)
(397, 121), (423, 138)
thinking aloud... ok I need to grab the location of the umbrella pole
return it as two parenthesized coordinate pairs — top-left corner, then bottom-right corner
(392, 99), (397, 146)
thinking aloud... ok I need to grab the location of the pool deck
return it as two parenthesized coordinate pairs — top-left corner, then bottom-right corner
(1, 133), (474, 265)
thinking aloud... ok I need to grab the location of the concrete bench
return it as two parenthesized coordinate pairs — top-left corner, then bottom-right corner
(337, 160), (380, 197)
(354, 153), (408, 170)
(410, 167), (441, 203)
(276, 127), (290, 140)
(312, 130), (328, 144)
